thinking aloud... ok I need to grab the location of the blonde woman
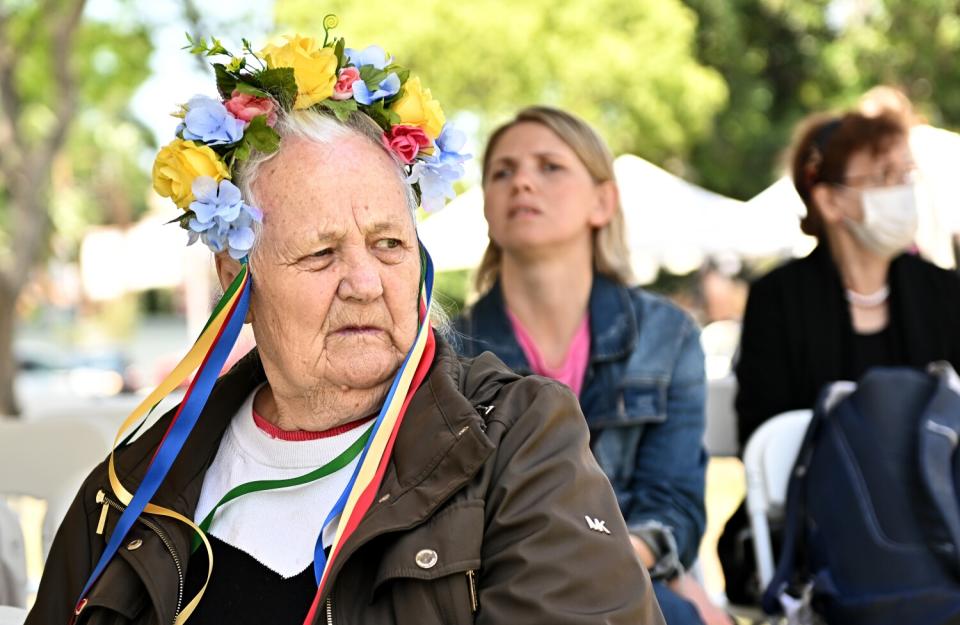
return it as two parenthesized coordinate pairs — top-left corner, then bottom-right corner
(456, 107), (724, 625)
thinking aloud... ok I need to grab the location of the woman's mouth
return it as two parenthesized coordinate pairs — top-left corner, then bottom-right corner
(334, 326), (384, 336)
(508, 205), (542, 218)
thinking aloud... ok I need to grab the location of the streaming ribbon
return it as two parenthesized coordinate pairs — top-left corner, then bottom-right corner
(75, 245), (437, 625)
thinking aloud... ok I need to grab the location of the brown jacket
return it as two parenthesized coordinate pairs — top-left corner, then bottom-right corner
(27, 337), (664, 625)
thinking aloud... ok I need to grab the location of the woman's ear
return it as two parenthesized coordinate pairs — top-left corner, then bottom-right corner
(214, 253), (254, 323)
(589, 180), (618, 228)
(810, 183), (844, 225)
(215, 253), (241, 291)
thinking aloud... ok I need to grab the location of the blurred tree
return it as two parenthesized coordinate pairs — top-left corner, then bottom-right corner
(0, 0), (152, 416)
(275, 0), (728, 163)
(683, 0), (840, 199)
(684, 0), (960, 199)
(820, 0), (960, 127)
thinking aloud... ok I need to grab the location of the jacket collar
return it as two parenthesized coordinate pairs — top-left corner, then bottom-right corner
(468, 273), (637, 369)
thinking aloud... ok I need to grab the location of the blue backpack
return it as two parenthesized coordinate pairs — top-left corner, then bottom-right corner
(764, 364), (960, 625)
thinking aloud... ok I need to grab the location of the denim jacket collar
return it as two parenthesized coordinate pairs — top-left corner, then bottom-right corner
(468, 273), (638, 371)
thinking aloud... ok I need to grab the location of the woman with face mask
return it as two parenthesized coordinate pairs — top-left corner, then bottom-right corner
(719, 109), (960, 604)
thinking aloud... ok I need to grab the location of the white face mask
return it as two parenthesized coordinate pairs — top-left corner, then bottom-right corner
(844, 183), (919, 258)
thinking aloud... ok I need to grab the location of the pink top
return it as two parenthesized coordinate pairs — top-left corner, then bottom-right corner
(507, 309), (591, 397)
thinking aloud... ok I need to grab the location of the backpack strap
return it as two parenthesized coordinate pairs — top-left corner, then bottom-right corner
(917, 362), (960, 576)
(761, 382), (852, 614)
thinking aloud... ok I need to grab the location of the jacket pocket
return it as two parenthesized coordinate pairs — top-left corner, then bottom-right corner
(589, 381), (667, 484)
(372, 500), (483, 625)
(590, 380), (667, 428)
(74, 556), (148, 625)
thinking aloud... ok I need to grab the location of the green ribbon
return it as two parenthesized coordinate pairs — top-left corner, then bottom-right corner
(191, 423), (373, 552)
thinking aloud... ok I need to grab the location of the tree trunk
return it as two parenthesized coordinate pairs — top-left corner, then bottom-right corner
(0, 281), (19, 417)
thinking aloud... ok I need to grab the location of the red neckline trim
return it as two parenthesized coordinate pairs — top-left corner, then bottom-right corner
(252, 409), (375, 441)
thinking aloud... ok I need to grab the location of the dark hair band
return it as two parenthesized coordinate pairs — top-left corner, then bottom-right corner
(811, 118), (843, 154)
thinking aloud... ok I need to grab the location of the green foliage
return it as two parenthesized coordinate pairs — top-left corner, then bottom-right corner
(276, 0), (728, 163)
(277, 0), (960, 204)
(679, 0), (960, 199)
(0, 2), (154, 253)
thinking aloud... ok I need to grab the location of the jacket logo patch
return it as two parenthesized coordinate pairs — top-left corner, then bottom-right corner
(584, 515), (611, 534)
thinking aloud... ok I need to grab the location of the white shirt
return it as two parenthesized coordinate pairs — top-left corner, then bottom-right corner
(194, 385), (371, 578)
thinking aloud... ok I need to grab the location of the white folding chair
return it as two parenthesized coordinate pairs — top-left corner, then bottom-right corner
(0, 418), (112, 597)
(742, 409), (814, 590)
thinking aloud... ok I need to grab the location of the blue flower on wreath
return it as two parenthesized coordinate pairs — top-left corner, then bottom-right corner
(345, 45), (392, 70)
(186, 177), (263, 259)
(352, 73), (401, 105)
(345, 45), (400, 105)
(178, 95), (246, 146)
(407, 125), (471, 212)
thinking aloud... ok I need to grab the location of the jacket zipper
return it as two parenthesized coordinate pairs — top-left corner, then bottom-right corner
(466, 569), (478, 613)
(326, 596), (333, 625)
(96, 490), (185, 624)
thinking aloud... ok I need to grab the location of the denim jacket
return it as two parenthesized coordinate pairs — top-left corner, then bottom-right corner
(454, 274), (706, 578)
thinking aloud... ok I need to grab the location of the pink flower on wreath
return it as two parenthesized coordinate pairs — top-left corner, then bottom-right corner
(332, 67), (361, 101)
(224, 90), (277, 126)
(382, 124), (432, 164)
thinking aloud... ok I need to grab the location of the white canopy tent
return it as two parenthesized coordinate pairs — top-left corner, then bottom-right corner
(418, 154), (810, 282)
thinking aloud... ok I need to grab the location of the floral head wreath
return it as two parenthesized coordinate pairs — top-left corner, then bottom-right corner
(151, 15), (469, 259)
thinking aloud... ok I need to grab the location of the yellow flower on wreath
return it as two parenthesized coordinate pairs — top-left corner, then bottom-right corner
(261, 34), (337, 110)
(152, 139), (231, 209)
(390, 75), (445, 140)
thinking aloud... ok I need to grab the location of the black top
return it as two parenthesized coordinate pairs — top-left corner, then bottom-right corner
(851, 326), (900, 378)
(735, 245), (960, 447)
(183, 535), (317, 624)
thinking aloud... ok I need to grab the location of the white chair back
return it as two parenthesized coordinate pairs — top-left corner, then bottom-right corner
(0, 417), (112, 603)
(0, 606), (28, 625)
(0, 502), (25, 608)
(742, 409), (813, 589)
(704, 374), (739, 456)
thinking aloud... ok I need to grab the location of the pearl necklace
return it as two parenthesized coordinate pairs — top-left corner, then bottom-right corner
(845, 285), (890, 308)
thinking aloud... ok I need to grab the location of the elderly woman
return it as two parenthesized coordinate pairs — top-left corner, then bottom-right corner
(26, 30), (662, 625)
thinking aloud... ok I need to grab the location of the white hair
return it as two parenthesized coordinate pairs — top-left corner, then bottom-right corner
(234, 109), (419, 247)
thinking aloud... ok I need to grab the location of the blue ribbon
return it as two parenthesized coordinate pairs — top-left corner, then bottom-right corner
(77, 272), (251, 603)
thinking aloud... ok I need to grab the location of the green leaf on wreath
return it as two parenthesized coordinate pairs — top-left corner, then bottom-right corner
(243, 115), (281, 153)
(258, 67), (297, 108)
(359, 65), (389, 89)
(214, 64), (238, 99)
(321, 98), (358, 122)
(234, 82), (271, 99)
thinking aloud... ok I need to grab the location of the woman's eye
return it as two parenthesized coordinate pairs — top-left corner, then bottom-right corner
(490, 168), (511, 180)
(543, 162), (563, 172)
(311, 248), (333, 258)
(375, 238), (402, 250)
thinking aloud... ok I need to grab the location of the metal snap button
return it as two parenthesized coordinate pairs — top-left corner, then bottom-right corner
(127, 538), (143, 551)
(415, 548), (438, 569)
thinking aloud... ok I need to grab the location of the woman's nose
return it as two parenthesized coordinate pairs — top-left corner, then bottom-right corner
(337, 252), (384, 302)
(510, 166), (536, 194)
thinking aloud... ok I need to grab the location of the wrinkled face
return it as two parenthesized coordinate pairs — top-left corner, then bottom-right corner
(483, 122), (611, 254)
(248, 135), (421, 397)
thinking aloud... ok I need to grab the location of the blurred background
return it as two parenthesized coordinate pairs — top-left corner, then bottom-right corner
(3, 0), (960, 605)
